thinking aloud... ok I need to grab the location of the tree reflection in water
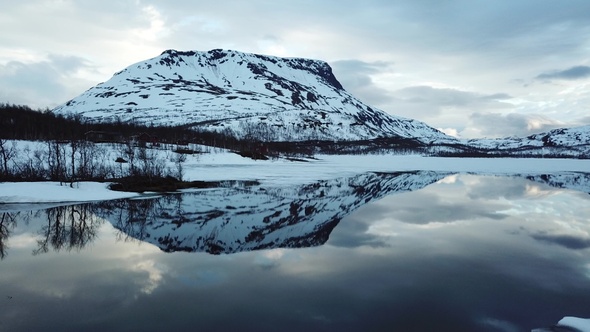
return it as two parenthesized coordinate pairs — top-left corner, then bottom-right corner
(0, 197), (173, 260)
(0, 212), (19, 259)
(33, 204), (103, 256)
(97, 196), (168, 243)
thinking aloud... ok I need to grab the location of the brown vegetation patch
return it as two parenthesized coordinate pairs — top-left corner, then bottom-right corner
(108, 175), (259, 193)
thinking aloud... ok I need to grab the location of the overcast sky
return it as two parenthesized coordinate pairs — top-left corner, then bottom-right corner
(1, 0), (590, 138)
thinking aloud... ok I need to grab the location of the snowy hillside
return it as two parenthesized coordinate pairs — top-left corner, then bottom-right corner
(52, 49), (455, 143)
(462, 125), (590, 157)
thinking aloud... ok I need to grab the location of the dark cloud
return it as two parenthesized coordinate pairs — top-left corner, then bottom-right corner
(385, 1), (590, 56)
(468, 112), (564, 138)
(531, 233), (590, 250)
(0, 55), (94, 107)
(394, 86), (512, 107)
(330, 59), (394, 106)
(46, 54), (94, 74)
(385, 86), (513, 120)
(480, 93), (513, 100)
(536, 65), (590, 80)
(330, 204), (392, 248)
(576, 116), (590, 126)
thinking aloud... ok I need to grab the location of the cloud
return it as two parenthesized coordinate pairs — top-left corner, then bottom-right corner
(329, 205), (392, 249)
(384, 192), (509, 225)
(576, 116), (590, 126)
(46, 54), (94, 74)
(536, 65), (590, 80)
(330, 59), (394, 106)
(379, 86), (514, 130)
(393, 86), (512, 109)
(531, 233), (590, 250)
(466, 112), (564, 138)
(467, 177), (531, 200)
(0, 55), (96, 108)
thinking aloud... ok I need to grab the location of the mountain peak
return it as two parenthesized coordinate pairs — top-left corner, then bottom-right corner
(153, 48), (345, 91)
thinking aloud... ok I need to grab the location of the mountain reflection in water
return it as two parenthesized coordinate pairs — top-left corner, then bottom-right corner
(1, 171), (589, 258)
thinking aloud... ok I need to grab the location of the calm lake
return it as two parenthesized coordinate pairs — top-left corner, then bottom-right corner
(1, 172), (590, 331)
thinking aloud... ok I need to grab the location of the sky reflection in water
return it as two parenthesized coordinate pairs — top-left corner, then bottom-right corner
(1, 174), (590, 331)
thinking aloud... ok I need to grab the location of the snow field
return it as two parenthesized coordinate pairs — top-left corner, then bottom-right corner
(2, 139), (589, 204)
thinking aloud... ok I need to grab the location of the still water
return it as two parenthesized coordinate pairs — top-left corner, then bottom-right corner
(1, 172), (589, 331)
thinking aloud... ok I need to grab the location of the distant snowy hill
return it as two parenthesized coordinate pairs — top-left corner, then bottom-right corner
(462, 125), (590, 158)
(53, 49), (455, 144)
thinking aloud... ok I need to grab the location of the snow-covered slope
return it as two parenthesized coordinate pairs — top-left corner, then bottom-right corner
(53, 49), (455, 143)
(463, 125), (590, 157)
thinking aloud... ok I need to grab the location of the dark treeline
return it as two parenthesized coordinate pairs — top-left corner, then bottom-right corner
(0, 103), (195, 142)
(3, 103), (584, 162)
(0, 103), (306, 155)
(0, 103), (379, 156)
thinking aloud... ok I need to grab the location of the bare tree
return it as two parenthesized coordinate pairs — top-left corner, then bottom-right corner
(0, 212), (18, 260)
(173, 152), (187, 181)
(47, 140), (67, 183)
(123, 140), (136, 177)
(69, 139), (78, 187)
(34, 205), (102, 255)
(0, 139), (16, 179)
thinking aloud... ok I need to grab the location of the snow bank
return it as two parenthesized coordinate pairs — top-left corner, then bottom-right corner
(184, 154), (590, 186)
(0, 182), (139, 204)
(558, 316), (590, 331)
(2, 143), (590, 204)
(533, 316), (590, 331)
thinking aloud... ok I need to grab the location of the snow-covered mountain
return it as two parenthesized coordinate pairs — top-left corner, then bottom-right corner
(53, 49), (455, 143)
(462, 125), (590, 158)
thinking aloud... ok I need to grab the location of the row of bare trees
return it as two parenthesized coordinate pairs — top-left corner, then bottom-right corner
(0, 138), (191, 183)
(0, 138), (115, 184)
